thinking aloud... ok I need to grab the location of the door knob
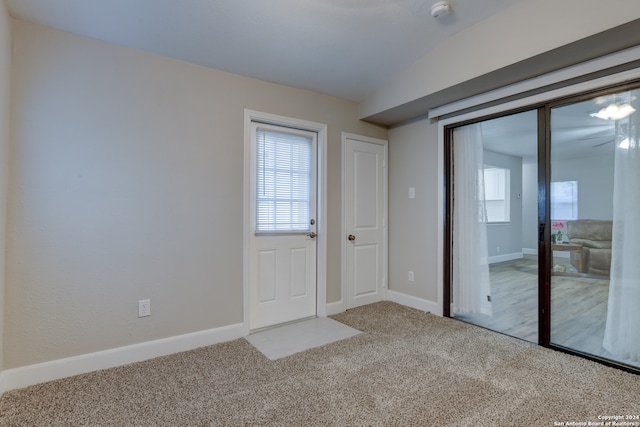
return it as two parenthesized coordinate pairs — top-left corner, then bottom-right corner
(307, 231), (317, 238)
(348, 234), (356, 241)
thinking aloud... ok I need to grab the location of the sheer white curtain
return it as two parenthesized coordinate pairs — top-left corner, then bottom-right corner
(603, 92), (640, 362)
(452, 123), (492, 315)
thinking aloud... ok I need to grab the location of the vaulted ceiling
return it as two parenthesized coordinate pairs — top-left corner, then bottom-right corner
(5, 0), (525, 103)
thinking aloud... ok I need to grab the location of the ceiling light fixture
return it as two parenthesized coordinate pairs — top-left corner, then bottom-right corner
(431, 1), (451, 19)
(590, 103), (636, 121)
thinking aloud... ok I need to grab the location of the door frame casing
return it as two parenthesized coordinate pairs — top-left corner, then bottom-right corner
(243, 109), (328, 335)
(340, 132), (389, 311)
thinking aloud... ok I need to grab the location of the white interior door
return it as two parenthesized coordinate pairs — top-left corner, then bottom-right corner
(343, 134), (387, 309)
(249, 123), (317, 330)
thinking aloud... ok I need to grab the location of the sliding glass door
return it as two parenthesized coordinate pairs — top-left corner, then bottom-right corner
(447, 81), (640, 372)
(450, 110), (539, 343)
(549, 88), (640, 369)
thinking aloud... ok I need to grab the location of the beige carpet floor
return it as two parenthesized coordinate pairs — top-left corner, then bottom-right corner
(1, 302), (639, 426)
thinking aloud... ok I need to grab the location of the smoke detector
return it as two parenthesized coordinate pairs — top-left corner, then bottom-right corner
(431, 1), (451, 19)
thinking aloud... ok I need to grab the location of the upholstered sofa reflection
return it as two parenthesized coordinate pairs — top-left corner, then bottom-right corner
(566, 219), (612, 278)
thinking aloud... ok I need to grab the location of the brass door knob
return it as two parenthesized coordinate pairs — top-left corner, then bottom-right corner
(348, 234), (356, 241)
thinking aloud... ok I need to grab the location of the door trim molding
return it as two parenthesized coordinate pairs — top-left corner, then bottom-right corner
(243, 110), (327, 335)
(340, 132), (388, 311)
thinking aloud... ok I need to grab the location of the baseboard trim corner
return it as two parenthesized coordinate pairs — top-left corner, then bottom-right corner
(386, 290), (441, 316)
(1, 322), (244, 395)
(325, 300), (345, 316)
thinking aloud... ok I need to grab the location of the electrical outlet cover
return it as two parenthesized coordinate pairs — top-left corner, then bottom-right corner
(138, 299), (151, 317)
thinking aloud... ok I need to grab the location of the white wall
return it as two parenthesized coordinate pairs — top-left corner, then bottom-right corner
(388, 118), (439, 305)
(0, 1), (11, 373)
(6, 20), (387, 369)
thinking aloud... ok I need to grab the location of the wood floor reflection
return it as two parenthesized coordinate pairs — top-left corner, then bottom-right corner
(455, 255), (539, 343)
(454, 254), (640, 369)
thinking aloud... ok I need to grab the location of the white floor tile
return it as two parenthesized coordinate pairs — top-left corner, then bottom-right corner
(245, 317), (361, 360)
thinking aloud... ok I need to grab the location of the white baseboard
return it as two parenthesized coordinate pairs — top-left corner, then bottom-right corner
(522, 248), (538, 255)
(488, 251), (523, 264)
(0, 323), (244, 395)
(325, 300), (345, 316)
(386, 290), (441, 316)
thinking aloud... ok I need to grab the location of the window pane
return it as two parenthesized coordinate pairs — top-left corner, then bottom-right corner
(256, 128), (312, 232)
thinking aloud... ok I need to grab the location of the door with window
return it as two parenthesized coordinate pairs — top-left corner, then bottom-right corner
(249, 122), (317, 330)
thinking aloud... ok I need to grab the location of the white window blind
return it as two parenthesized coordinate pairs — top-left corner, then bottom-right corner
(255, 127), (313, 233)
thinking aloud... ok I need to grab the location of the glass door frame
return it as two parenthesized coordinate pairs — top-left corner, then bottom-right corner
(443, 80), (640, 374)
(443, 104), (547, 342)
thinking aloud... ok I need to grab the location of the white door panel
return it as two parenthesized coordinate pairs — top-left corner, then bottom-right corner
(258, 249), (277, 302)
(290, 247), (309, 298)
(249, 123), (317, 330)
(354, 244), (378, 296)
(344, 135), (387, 309)
(251, 235), (316, 329)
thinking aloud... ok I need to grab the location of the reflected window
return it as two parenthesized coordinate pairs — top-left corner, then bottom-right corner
(551, 180), (578, 220)
(483, 166), (510, 222)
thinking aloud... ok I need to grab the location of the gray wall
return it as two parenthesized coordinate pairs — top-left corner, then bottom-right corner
(388, 119), (438, 302)
(6, 20), (387, 369)
(551, 154), (615, 221)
